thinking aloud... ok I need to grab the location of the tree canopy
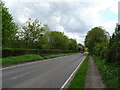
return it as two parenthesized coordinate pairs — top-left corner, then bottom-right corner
(44, 31), (69, 50)
(106, 24), (120, 62)
(18, 18), (46, 48)
(1, 1), (18, 48)
(85, 27), (109, 53)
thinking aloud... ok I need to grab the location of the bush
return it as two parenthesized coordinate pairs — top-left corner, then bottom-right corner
(105, 24), (120, 62)
(2, 48), (77, 57)
(93, 56), (119, 88)
(93, 43), (108, 59)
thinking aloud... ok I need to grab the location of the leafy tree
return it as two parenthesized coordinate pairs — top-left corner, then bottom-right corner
(19, 18), (46, 48)
(44, 31), (69, 50)
(106, 24), (120, 62)
(1, 1), (18, 48)
(85, 27), (109, 53)
(35, 34), (47, 49)
(93, 43), (107, 58)
(68, 39), (77, 50)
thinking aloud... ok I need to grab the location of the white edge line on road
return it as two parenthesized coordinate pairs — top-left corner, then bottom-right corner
(0, 54), (76, 70)
(60, 56), (86, 89)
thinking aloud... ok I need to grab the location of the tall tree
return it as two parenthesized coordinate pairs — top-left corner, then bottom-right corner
(68, 39), (77, 50)
(19, 18), (46, 48)
(44, 31), (69, 50)
(106, 24), (120, 62)
(1, 1), (18, 48)
(85, 27), (109, 53)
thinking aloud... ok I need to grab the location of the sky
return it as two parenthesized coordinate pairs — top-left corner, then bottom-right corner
(3, 0), (119, 44)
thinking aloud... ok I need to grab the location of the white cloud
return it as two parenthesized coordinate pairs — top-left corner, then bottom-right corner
(3, 0), (119, 44)
(18, 15), (28, 24)
(100, 21), (117, 35)
(64, 32), (85, 44)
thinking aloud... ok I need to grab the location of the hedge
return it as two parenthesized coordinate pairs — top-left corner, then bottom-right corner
(2, 48), (77, 57)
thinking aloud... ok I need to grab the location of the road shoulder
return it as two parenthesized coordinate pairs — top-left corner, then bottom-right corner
(85, 56), (105, 88)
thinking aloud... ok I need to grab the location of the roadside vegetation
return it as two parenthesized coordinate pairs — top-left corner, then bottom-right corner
(85, 24), (120, 89)
(1, 0), (119, 88)
(1, 1), (85, 59)
(68, 56), (89, 88)
(43, 53), (76, 59)
(92, 56), (119, 88)
(1, 53), (78, 67)
(0, 0), (86, 68)
(85, 25), (120, 63)
(1, 54), (44, 66)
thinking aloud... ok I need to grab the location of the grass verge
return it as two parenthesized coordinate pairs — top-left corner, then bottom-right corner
(92, 55), (119, 88)
(1, 54), (44, 66)
(68, 56), (89, 89)
(44, 53), (76, 59)
(1, 53), (79, 67)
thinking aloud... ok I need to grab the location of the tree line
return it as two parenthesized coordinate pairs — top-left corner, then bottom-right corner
(1, 1), (84, 57)
(85, 25), (120, 63)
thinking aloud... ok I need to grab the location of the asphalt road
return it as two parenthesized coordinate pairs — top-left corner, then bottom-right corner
(2, 53), (86, 88)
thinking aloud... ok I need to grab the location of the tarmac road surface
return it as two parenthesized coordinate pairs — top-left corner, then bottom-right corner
(2, 53), (86, 88)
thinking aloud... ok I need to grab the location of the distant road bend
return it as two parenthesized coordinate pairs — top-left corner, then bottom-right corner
(2, 53), (86, 88)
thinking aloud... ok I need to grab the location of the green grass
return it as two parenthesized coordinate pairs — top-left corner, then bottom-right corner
(68, 56), (89, 89)
(1, 54), (44, 66)
(92, 56), (119, 88)
(44, 54), (65, 59)
(1, 53), (79, 66)
(44, 53), (76, 59)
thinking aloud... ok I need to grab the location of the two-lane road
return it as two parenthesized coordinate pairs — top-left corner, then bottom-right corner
(2, 53), (86, 88)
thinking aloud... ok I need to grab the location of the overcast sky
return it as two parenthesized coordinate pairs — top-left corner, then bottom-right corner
(3, 0), (119, 44)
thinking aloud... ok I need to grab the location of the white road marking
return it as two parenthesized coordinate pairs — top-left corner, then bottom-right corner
(11, 71), (32, 80)
(60, 56), (86, 89)
(11, 76), (18, 80)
